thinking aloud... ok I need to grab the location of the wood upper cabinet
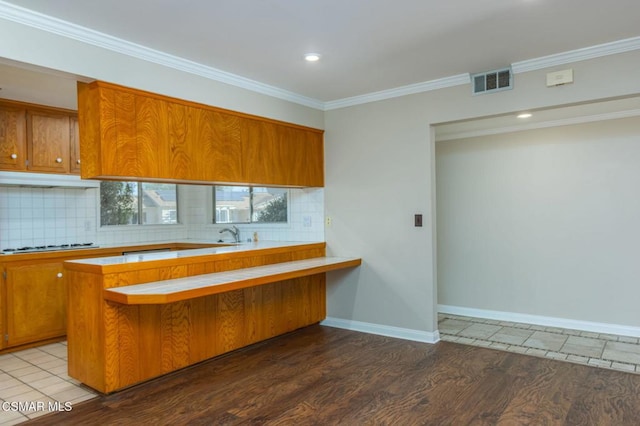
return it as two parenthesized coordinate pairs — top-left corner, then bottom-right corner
(195, 108), (244, 183)
(242, 118), (324, 187)
(4, 261), (67, 347)
(78, 81), (324, 187)
(78, 83), (137, 178)
(0, 103), (27, 171)
(69, 116), (82, 174)
(27, 110), (71, 173)
(0, 100), (80, 175)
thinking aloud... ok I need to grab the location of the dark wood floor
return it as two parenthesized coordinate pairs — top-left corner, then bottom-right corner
(27, 325), (640, 425)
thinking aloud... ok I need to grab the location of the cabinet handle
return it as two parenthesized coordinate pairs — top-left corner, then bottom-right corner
(11, 153), (17, 159)
(57, 272), (63, 278)
(76, 159), (81, 164)
(55, 157), (63, 163)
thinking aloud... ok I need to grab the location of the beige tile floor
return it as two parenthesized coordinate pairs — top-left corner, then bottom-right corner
(0, 342), (96, 425)
(439, 313), (640, 374)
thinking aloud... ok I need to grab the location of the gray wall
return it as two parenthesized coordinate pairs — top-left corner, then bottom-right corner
(325, 50), (640, 335)
(436, 117), (640, 327)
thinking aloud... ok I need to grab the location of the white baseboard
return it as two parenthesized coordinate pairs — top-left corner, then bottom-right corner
(438, 304), (640, 338)
(321, 317), (440, 344)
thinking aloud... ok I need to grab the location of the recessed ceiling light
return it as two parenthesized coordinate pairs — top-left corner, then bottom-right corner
(517, 113), (532, 119)
(304, 53), (321, 62)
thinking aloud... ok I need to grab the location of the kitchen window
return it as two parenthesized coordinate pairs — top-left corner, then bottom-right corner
(213, 186), (288, 224)
(100, 182), (179, 226)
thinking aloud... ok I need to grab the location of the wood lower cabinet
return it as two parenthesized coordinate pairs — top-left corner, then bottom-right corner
(78, 80), (324, 187)
(4, 261), (67, 347)
(0, 103), (27, 171)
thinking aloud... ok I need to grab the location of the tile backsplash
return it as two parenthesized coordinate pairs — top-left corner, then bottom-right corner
(0, 184), (324, 250)
(0, 186), (98, 250)
(185, 185), (325, 243)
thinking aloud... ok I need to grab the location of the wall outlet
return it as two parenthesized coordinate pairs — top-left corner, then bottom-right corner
(325, 216), (332, 227)
(303, 216), (312, 227)
(84, 220), (93, 232)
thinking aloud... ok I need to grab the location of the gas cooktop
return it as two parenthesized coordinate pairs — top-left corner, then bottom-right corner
(1, 243), (99, 255)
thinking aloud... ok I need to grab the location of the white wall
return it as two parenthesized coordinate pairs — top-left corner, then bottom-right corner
(436, 116), (640, 327)
(324, 50), (640, 337)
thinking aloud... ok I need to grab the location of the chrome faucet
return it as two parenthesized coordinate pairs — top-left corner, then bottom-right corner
(219, 225), (240, 243)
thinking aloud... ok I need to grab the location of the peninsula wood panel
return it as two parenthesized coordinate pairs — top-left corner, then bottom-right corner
(97, 278), (326, 393)
(0, 103), (27, 171)
(106, 280), (324, 391)
(66, 271), (106, 392)
(66, 243), (330, 393)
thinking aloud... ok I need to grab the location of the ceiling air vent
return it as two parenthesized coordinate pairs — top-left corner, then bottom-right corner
(472, 67), (512, 95)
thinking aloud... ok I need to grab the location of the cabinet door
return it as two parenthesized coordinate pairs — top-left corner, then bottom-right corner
(5, 262), (67, 347)
(0, 265), (4, 350)
(242, 119), (324, 187)
(69, 115), (81, 174)
(0, 104), (27, 171)
(194, 109), (244, 183)
(78, 83), (138, 178)
(27, 110), (71, 173)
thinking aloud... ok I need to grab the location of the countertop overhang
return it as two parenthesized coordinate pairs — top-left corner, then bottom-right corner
(103, 256), (361, 304)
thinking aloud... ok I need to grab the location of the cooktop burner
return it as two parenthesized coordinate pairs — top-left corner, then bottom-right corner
(1, 243), (98, 254)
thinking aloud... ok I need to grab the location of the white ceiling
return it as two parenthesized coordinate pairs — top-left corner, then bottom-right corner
(2, 0), (640, 106)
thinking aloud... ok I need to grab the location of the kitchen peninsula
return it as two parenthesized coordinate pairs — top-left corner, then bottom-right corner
(64, 241), (360, 393)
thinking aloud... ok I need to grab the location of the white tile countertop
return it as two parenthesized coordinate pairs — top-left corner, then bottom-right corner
(65, 241), (324, 266)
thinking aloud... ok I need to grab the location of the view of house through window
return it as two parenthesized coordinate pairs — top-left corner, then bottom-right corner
(100, 182), (178, 226)
(214, 186), (288, 224)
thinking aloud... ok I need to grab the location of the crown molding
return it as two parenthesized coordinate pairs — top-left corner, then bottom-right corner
(326, 36), (640, 111)
(324, 74), (471, 111)
(436, 108), (640, 142)
(0, 0), (324, 110)
(512, 36), (640, 74)
(2, 0), (640, 112)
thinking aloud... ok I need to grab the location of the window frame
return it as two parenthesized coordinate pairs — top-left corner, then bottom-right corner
(212, 186), (289, 225)
(100, 181), (180, 227)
